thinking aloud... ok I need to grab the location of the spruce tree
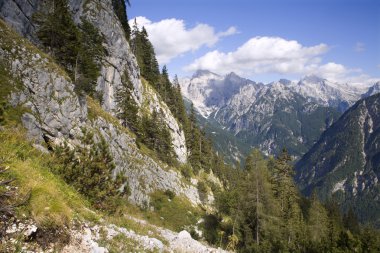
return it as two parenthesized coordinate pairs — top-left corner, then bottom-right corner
(115, 72), (140, 133)
(307, 192), (329, 248)
(271, 148), (303, 250)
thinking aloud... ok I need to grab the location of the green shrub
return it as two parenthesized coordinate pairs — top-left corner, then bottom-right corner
(54, 128), (127, 210)
(180, 163), (193, 180)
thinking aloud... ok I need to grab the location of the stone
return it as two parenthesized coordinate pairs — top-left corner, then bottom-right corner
(177, 230), (192, 240)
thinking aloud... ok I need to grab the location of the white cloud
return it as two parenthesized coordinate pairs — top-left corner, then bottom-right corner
(354, 42), (365, 52)
(129, 16), (237, 64)
(185, 36), (330, 76)
(184, 37), (380, 84)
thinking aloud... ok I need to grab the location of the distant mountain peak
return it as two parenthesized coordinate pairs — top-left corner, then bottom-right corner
(192, 69), (219, 79)
(301, 74), (326, 83)
(226, 72), (240, 78)
(279, 79), (292, 85)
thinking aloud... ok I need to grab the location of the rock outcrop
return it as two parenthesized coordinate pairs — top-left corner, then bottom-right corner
(0, 1), (193, 207)
(0, 0), (187, 163)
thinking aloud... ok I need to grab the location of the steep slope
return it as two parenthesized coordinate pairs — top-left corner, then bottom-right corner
(0, 0), (188, 163)
(0, 0), (232, 219)
(0, 2), (228, 252)
(183, 98), (250, 165)
(295, 93), (380, 226)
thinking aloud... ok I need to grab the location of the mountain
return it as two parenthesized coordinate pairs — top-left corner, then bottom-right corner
(295, 93), (380, 226)
(288, 75), (371, 111)
(180, 71), (379, 160)
(0, 1), (227, 252)
(363, 81), (380, 98)
(180, 70), (261, 118)
(215, 81), (341, 157)
(183, 97), (250, 165)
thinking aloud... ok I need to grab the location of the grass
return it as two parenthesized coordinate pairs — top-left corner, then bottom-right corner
(147, 190), (203, 232)
(87, 96), (137, 138)
(0, 127), (99, 229)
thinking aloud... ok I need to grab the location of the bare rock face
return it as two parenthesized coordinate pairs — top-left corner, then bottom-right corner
(0, 0), (187, 164)
(0, 15), (194, 207)
(80, 0), (187, 162)
(0, 0), (40, 43)
(79, 0), (143, 110)
(92, 117), (198, 206)
(0, 23), (86, 145)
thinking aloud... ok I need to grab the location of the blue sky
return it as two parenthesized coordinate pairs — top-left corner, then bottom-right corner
(128, 0), (379, 84)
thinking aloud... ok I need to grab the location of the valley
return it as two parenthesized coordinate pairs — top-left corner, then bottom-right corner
(0, 0), (379, 252)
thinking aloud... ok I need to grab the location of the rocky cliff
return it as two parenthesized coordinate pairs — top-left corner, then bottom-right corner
(0, 0), (199, 208)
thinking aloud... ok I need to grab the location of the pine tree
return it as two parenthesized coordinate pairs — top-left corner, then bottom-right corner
(75, 18), (106, 95)
(115, 72), (140, 133)
(271, 148), (303, 250)
(131, 26), (160, 85)
(112, 0), (131, 40)
(34, 0), (81, 74)
(34, 1), (105, 95)
(54, 129), (127, 209)
(307, 192), (329, 248)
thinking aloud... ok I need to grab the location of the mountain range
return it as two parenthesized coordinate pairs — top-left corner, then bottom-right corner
(180, 70), (379, 162)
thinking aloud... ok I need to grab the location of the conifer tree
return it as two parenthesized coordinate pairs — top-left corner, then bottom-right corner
(112, 0), (131, 40)
(54, 129), (127, 209)
(115, 72), (140, 133)
(35, 1), (106, 95)
(270, 148), (303, 250)
(238, 149), (280, 251)
(307, 192), (329, 248)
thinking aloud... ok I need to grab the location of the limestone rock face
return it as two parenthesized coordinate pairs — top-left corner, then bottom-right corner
(0, 0), (40, 43)
(0, 26), (86, 145)
(0, 0), (187, 163)
(79, 0), (143, 110)
(0, 17), (195, 207)
(91, 117), (198, 206)
(80, 0), (187, 162)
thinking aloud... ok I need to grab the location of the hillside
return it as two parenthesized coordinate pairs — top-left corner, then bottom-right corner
(0, 0), (227, 251)
(295, 93), (380, 226)
(1, 0), (380, 252)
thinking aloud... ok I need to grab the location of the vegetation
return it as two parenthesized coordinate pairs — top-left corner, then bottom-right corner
(0, 127), (97, 230)
(2, 1), (380, 252)
(34, 0), (106, 96)
(112, 0), (131, 40)
(148, 190), (202, 231)
(209, 148), (380, 252)
(53, 128), (129, 210)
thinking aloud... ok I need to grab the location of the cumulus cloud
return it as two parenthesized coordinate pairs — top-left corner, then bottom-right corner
(184, 36), (380, 84)
(185, 36), (329, 76)
(129, 16), (237, 64)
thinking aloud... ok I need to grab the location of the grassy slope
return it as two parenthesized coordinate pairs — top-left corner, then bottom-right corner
(0, 17), (208, 251)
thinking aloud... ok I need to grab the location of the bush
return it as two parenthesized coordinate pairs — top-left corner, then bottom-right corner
(164, 189), (176, 200)
(197, 181), (208, 202)
(180, 163), (193, 180)
(54, 128), (127, 210)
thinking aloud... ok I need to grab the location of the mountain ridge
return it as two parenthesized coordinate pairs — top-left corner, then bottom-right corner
(180, 70), (380, 160)
(295, 93), (380, 226)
